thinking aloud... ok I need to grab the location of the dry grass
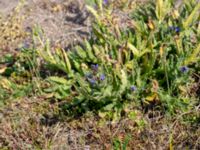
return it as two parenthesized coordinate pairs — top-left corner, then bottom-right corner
(0, 0), (199, 149)
(0, 97), (199, 149)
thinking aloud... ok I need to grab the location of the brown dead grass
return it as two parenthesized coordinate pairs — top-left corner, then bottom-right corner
(0, 0), (199, 149)
(0, 96), (199, 149)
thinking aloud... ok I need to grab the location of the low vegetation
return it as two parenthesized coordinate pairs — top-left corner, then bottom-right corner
(0, 0), (199, 149)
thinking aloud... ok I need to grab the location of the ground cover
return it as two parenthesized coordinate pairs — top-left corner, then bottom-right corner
(0, 0), (199, 149)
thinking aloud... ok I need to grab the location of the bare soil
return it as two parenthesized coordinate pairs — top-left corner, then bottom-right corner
(0, 0), (91, 50)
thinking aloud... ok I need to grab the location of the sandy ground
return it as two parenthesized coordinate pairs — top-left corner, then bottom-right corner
(0, 0), (91, 49)
(0, 0), (192, 50)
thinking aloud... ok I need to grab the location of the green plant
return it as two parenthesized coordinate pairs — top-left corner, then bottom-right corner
(113, 134), (132, 150)
(0, 42), (40, 106)
(35, 0), (200, 117)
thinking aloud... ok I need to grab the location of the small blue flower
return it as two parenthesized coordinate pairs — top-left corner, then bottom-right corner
(91, 64), (99, 71)
(130, 85), (137, 92)
(169, 26), (180, 33)
(103, 0), (109, 5)
(180, 66), (189, 73)
(88, 78), (96, 86)
(175, 27), (180, 33)
(100, 74), (106, 81)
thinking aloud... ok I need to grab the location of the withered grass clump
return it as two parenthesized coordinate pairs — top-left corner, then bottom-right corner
(0, 2), (28, 51)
